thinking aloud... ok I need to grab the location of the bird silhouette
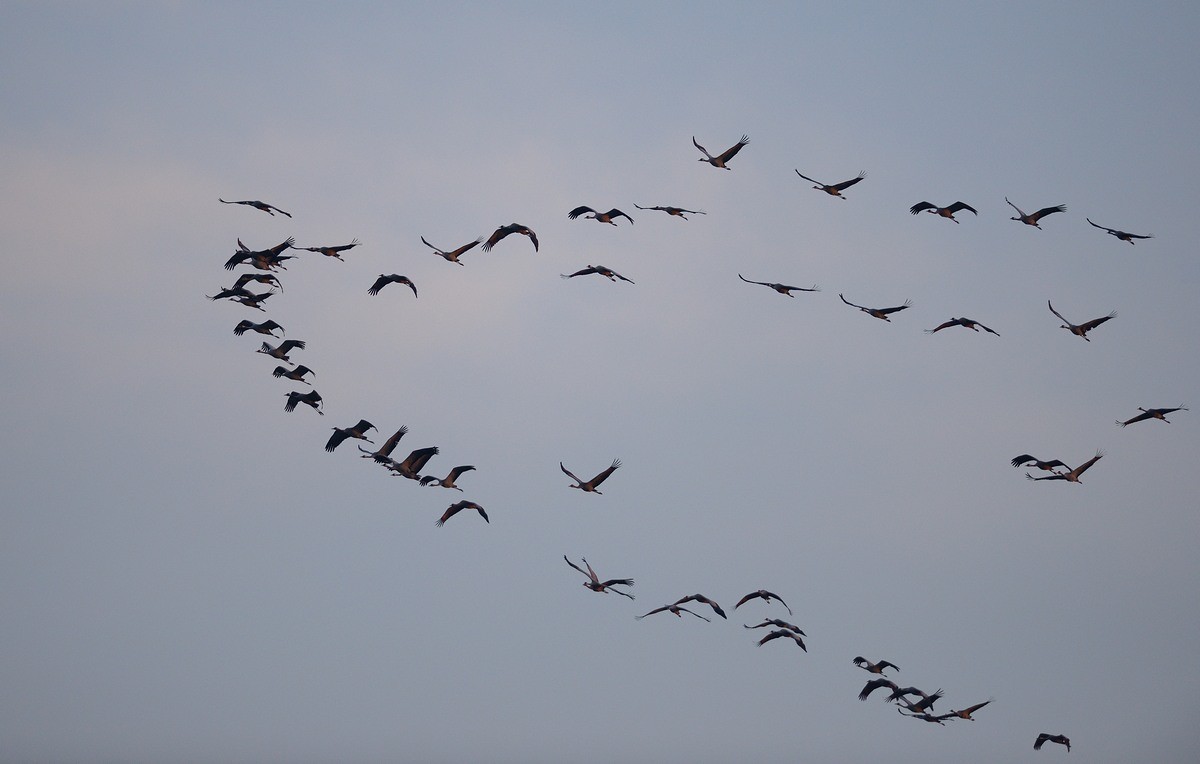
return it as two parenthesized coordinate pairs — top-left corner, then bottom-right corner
(910, 201), (977, 222)
(693, 134), (749, 169)
(795, 169), (866, 198)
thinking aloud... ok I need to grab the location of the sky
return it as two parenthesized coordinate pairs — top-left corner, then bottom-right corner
(2, 2), (1199, 762)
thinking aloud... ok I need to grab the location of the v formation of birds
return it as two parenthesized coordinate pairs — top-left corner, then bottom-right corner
(211, 133), (1177, 755)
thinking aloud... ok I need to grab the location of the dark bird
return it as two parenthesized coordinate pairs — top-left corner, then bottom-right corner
(896, 688), (944, 715)
(744, 618), (803, 634)
(693, 134), (749, 169)
(1007, 197), (1066, 228)
(224, 237), (295, 271)
(673, 594), (727, 619)
(368, 274), (418, 297)
(926, 317), (1000, 336)
(209, 273), (282, 300)
(256, 339), (306, 363)
(436, 500), (489, 527)
(898, 710), (953, 725)
(794, 169), (866, 198)
(735, 590), (792, 616)
(636, 603), (710, 622)
(1116, 405), (1187, 427)
(388, 446), (440, 481)
(839, 294), (911, 321)
(272, 364), (314, 384)
(359, 426), (408, 465)
(944, 699), (993, 721)
(233, 319), (284, 337)
(910, 201), (978, 222)
(421, 235), (482, 265)
(633, 204), (705, 220)
(284, 390), (323, 414)
(564, 555), (634, 599)
(561, 265), (634, 283)
(295, 238), (361, 260)
(482, 223), (538, 252)
(1026, 450), (1104, 483)
(419, 465), (477, 491)
(325, 419), (376, 453)
(1048, 300), (1116, 341)
(757, 629), (807, 651)
(1034, 733), (1071, 752)
(219, 198), (291, 217)
(561, 459), (621, 494)
(230, 290), (275, 311)
(886, 686), (933, 704)
(1087, 218), (1153, 244)
(858, 677), (901, 701)
(739, 274), (820, 297)
(853, 657), (899, 675)
(1010, 454), (1068, 473)
(567, 206), (634, 225)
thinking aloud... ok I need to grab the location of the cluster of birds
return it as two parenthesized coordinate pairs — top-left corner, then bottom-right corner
(855, 657), (993, 728)
(210, 132), (1181, 756)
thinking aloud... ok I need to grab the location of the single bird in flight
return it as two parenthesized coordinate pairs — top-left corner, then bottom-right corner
(1087, 218), (1152, 244)
(561, 459), (621, 494)
(368, 274), (418, 297)
(1048, 300), (1115, 341)
(739, 274), (820, 297)
(910, 200), (978, 222)
(735, 589), (793, 615)
(219, 198), (291, 217)
(839, 294), (911, 321)
(1006, 197), (1066, 228)
(926, 317), (1000, 336)
(853, 657), (899, 675)
(564, 555), (634, 599)
(693, 134), (749, 169)
(421, 235), (482, 265)
(1116, 405), (1187, 427)
(568, 206), (634, 225)
(325, 419), (376, 453)
(284, 390), (323, 414)
(794, 169), (866, 198)
(419, 465), (476, 491)
(294, 238), (361, 260)
(561, 265), (634, 283)
(1034, 733), (1071, 752)
(482, 223), (539, 252)
(436, 500), (489, 527)
(633, 204), (705, 220)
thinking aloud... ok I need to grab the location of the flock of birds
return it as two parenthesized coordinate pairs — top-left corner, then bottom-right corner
(209, 132), (1180, 756)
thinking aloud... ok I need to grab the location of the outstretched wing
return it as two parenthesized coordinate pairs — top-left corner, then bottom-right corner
(1047, 300), (1071, 325)
(716, 135), (750, 163)
(589, 458), (621, 487)
(910, 201), (936, 215)
(635, 605), (671, 619)
(739, 274), (769, 288)
(1074, 450), (1104, 476)
(831, 171), (866, 191)
(560, 462), (585, 485)
(367, 275), (390, 295)
(946, 201), (978, 215)
(563, 555), (592, 581)
(567, 206), (595, 219)
(1079, 311), (1116, 332)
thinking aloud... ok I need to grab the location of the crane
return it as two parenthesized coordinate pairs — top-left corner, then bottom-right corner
(693, 134), (749, 169)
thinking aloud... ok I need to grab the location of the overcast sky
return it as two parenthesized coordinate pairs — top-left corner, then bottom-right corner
(3, 3), (1199, 762)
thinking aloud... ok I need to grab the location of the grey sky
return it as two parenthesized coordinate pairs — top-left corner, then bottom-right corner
(2, 3), (1199, 762)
